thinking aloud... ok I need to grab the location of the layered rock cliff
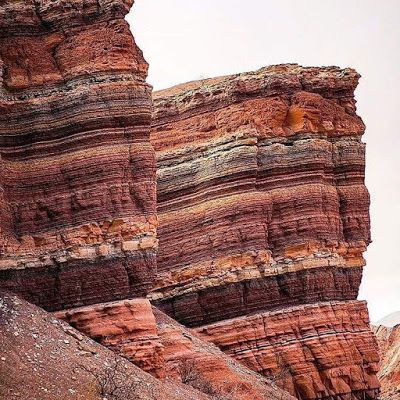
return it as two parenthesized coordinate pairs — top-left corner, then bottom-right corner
(373, 324), (400, 399)
(0, 2), (380, 400)
(0, 3), (296, 399)
(150, 65), (380, 399)
(0, 0), (157, 310)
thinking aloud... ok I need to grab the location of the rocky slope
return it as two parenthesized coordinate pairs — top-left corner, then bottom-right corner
(373, 324), (400, 399)
(0, 291), (210, 400)
(0, 0), (157, 310)
(150, 65), (380, 399)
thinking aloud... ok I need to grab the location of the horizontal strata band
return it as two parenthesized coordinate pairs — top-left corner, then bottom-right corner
(152, 266), (363, 327)
(195, 300), (380, 400)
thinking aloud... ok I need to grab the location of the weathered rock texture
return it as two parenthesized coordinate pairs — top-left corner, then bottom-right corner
(197, 301), (380, 399)
(0, 2), (380, 399)
(373, 324), (400, 399)
(56, 298), (295, 400)
(0, 0), (157, 310)
(0, 291), (210, 400)
(150, 65), (380, 399)
(55, 299), (166, 379)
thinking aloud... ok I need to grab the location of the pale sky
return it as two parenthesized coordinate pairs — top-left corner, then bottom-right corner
(128, 0), (400, 322)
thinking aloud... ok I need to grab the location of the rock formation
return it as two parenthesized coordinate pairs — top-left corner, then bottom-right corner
(0, 3), (295, 399)
(150, 65), (380, 399)
(0, 2), (381, 400)
(0, 0), (157, 310)
(373, 324), (400, 399)
(56, 298), (295, 400)
(55, 299), (166, 379)
(197, 301), (379, 399)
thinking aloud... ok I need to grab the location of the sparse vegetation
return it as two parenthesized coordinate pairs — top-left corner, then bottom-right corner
(269, 354), (291, 388)
(77, 356), (144, 400)
(178, 357), (241, 400)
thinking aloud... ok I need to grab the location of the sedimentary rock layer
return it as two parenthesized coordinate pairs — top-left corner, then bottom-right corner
(150, 65), (379, 399)
(0, 0), (157, 310)
(151, 65), (370, 325)
(197, 301), (380, 400)
(373, 324), (400, 399)
(56, 298), (295, 400)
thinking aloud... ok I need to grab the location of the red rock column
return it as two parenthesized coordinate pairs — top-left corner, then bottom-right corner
(0, 0), (157, 310)
(150, 65), (369, 326)
(149, 65), (380, 399)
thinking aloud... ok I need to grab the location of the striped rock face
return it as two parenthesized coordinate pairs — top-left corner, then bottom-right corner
(373, 324), (400, 399)
(150, 65), (380, 399)
(55, 298), (296, 400)
(0, 0), (157, 310)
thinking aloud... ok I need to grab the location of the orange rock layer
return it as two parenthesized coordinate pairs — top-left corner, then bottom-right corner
(0, 0), (157, 310)
(197, 301), (380, 399)
(56, 298), (295, 400)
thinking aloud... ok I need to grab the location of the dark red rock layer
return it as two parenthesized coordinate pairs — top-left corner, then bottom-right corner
(0, 0), (157, 310)
(155, 266), (362, 327)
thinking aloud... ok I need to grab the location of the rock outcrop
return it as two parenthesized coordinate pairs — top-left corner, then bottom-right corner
(197, 301), (380, 399)
(55, 299), (166, 379)
(56, 298), (295, 400)
(150, 65), (380, 399)
(373, 324), (400, 399)
(0, 0), (157, 310)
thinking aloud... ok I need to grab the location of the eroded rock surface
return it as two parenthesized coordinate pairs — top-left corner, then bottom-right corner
(55, 299), (166, 379)
(151, 65), (369, 322)
(150, 65), (379, 399)
(0, 2), (380, 399)
(373, 324), (400, 399)
(197, 301), (380, 399)
(56, 298), (295, 400)
(0, 0), (157, 310)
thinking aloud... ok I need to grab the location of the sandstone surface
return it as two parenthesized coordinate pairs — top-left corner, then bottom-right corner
(0, 0), (157, 310)
(373, 324), (400, 399)
(197, 301), (380, 399)
(151, 65), (369, 324)
(56, 298), (295, 399)
(150, 65), (380, 399)
(55, 299), (166, 378)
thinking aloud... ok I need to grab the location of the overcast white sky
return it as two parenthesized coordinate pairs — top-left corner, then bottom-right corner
(128, 0), (400, 322)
